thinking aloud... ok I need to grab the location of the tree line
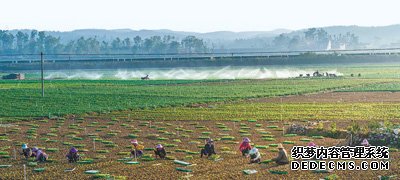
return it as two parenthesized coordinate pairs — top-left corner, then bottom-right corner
(0, 30), (208, 54)
(272, 28), (360, 51)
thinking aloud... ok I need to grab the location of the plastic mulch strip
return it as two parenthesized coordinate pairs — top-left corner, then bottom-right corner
(125, 161), (140, 164)
(221, 136), (235, 140)
(243, 169), (258, 175)
(300, 138), (312, 142)
(174, 160), (191, 166)
(27, 162), (37, 167)
(117, 157), (133, 162)
(93, 174), (111, 179)
(141, 157), (155, 161)
(254, 145), (268, 149)
(64, 168), (75, 172)
(0, 165), (11, 168)
(269, 170), (288, 175)
(85, 170), (99, 174)
(283, 134), (297, 137)
(176, 167), (192, 172)
(77, 160), (93, 164)
(260, 159), (273, 164)
(312, 170), (331, 173)
(312, 136), (324, 139)
(283, 141), (295, 144)
(33, 168), (45, 172)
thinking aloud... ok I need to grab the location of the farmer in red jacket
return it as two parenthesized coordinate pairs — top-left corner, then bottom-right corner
(239, 137), (252, 156)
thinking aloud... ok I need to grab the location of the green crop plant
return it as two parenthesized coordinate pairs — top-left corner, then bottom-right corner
(283, 141), (295, 144)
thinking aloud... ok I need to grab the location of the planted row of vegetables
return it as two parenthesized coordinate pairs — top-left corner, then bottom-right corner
(0, 117), (398, 179)
(1, 78), (394, 119)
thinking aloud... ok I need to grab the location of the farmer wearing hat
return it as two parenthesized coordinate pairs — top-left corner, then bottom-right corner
(66, 147), (80, 163)
(239, 137), (252, 156)
(272, 144), (289, 165)
(248, 147), (261, 163)
(130, 139), (144, 158)
(200, 138), (216, 158)
(20, 144), (33, 159)
(154, 144), (167, 159)
(361, 139), (370, 147)
(32, 147), (48, 162)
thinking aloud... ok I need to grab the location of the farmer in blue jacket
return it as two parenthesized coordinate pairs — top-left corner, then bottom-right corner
(200, 138), (216, 158)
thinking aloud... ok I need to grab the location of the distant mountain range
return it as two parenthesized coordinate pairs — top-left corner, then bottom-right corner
(7, 24), (400, 50)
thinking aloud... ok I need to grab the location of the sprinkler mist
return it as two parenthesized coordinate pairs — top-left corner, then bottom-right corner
(43, 67), (343, 80)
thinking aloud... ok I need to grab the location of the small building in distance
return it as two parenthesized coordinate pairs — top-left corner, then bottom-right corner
(2, 73), (25, 80)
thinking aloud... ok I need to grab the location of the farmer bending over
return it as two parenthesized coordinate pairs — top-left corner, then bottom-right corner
(20, 144), (33, 159)
(249, 147), (261, 164)
(154, 144), (167, 159)
(130, 139), (144, 158)
(239, 137), (252, 156)
(66, 147), (80, 163)
(272, 144), (289, 165)
(32, 147), (48, 162)
(200, 138), (216, 158)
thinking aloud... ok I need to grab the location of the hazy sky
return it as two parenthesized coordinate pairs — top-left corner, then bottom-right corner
(1, 0), (399, 32)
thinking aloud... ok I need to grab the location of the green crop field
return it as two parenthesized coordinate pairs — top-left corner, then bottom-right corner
(126, 101), (400, 121)
(0, 78), (397, 120)
(337, 82), (400, 92)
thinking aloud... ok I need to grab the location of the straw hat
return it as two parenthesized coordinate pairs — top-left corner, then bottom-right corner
(277, 143), (284, 149)
(131, 139), (138, 144)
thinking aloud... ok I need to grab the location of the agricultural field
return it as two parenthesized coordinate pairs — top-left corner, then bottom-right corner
(1, 65), (400, 179)
(0, 117), (398, 179)
(125, 94), (400, 122)
(1, 78), (396, 120)
(337, 82), (400, 92)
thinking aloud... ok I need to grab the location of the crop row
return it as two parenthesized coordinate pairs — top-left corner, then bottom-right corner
(1, 78), (397, 119)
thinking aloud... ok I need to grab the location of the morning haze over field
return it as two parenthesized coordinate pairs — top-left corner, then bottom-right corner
(0, 0), (400, 180)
